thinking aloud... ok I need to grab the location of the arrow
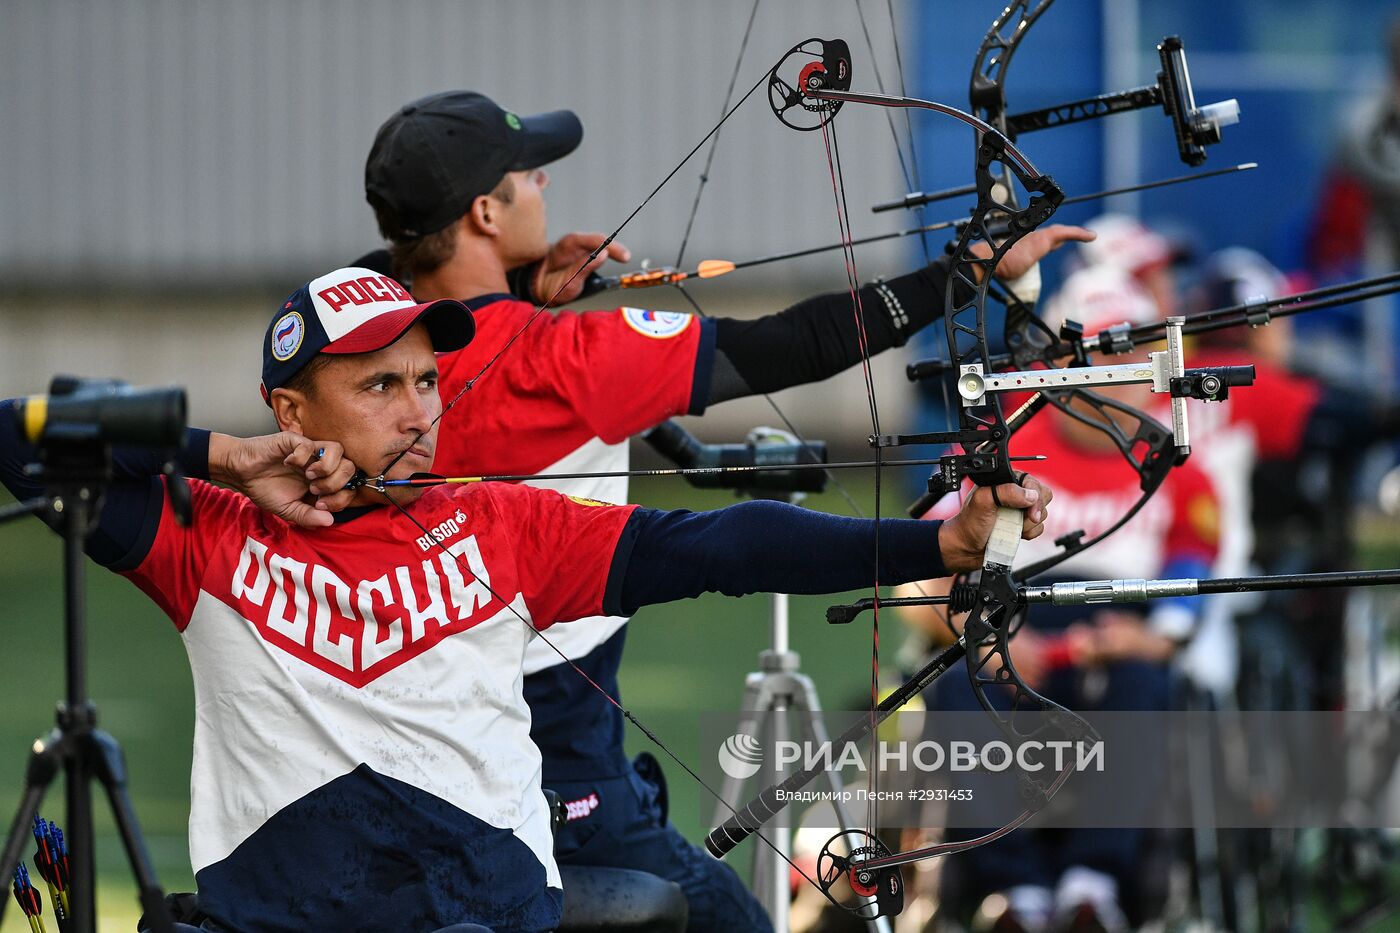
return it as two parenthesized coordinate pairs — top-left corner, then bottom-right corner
(360, 456), (1048, 491)
(11, 864), (46, 933)
(597, 163), (1258, 292)
(873, 160), (1257, 213)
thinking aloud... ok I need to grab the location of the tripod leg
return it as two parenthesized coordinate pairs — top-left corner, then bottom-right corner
(0, 728), (67, 927)
(711, 676), (769, 830)
(87, 730), (175, 933)
(67, 744), (96, 932)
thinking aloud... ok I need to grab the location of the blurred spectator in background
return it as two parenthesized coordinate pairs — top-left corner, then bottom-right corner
(1310, 15), (1400, 274)
(896, 270), (1219, 933)
(1070, 223), (1400, 707)
(1305, 13), (1400, 395)
(1181, 250), (1323, 702)
(1078, 214), (1180, 319)
(1182, 246), (1400, 710)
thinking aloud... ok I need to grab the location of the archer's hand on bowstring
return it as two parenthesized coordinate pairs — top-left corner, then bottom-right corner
(936, 474), (1053, 573)
(209, 432), (359, 528)
(530, 232), (632, 305)
(967, 223), (1096, 281)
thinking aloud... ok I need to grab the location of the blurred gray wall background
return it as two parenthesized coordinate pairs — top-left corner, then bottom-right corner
(1, 0), (928, 438)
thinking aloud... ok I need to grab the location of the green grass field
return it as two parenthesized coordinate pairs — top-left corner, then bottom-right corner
(0, 474), (896, 931)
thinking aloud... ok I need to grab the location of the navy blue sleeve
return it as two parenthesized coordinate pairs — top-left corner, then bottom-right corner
(0, 398), (204, 568)
(602, 499), (947, 617)
(705, 258), (963, 405)
(109, 428), (211, 482)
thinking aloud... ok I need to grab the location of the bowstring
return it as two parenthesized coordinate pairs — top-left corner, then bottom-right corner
(817, 108), (888, 838)
(379, 490), (828, 895)
(361, 38), (887, 907)
(674, 0), (762, 270)
(876, 0), (969, 638)
(662, 0), (882, 521)
(853, 0), (932, 264)
(341, 54), (835, 902)
(854, 0), (960, 646)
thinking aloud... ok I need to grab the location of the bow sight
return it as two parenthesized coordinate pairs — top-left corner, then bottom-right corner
(996, 35), (1238, 166)
(883, 35), (1239, 215)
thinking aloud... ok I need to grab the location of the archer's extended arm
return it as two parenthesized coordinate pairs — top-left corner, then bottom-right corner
(603, 476), (1047, 617)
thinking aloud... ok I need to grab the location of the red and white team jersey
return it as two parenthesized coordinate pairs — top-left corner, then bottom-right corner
(928, 417), (1219, 581)
(435, 296), (704, 672)
(122, 478), (635, 898)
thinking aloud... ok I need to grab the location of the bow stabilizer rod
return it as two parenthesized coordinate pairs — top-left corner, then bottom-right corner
(829, 568), (1400, 624)
(907, 269), (1400, 381)
(1024, 567), (1400, 604)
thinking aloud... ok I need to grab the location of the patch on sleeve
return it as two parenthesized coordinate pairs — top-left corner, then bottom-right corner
(1187, 493), (1220, 546)
(566, 495), (611, 508)
(621, 307), (693, 339)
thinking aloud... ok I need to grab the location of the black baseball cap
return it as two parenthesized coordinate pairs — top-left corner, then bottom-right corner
(260, 267), (475, 404)
(365, 91), (583, 240)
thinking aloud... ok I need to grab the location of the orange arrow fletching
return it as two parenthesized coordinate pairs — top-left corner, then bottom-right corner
(696, 259), (736, 279)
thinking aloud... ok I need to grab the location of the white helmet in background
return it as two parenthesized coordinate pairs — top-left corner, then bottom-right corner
(1079, 213), (1173, 277)
(1188, 246), (1290, 312)
(1041, 263), (1160, 339)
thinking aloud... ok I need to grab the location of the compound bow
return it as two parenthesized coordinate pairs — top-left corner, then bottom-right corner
(708, 3), (1251, 918)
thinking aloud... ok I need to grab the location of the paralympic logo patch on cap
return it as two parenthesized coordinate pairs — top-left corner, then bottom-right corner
(271, 311), (305, 361)
(622, 307), (692, 339)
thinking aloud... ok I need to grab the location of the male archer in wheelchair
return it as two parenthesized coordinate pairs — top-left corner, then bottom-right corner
(0, 266), (1058, 932)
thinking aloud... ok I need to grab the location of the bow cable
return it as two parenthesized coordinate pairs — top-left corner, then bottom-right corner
(674, 0), (763, 270)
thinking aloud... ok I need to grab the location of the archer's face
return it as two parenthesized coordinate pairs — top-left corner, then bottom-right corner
(282, 324), (441, 506)
(495, 168), (550, 265)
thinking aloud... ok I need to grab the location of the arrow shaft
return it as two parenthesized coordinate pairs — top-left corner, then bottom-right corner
(874, 162), (1256, 214)
(600, 165), (1258, 292)
(380, 457), (953, 487)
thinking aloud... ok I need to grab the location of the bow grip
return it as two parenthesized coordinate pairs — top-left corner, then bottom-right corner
(986, 504), (1023, 569)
